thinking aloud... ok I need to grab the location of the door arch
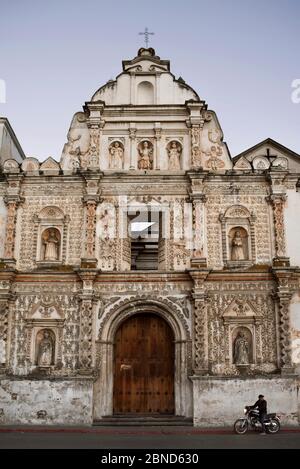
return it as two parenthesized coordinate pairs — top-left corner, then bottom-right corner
(113, 313), (174, 414)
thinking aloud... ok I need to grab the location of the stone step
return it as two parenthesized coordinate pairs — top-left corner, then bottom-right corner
(93, 416), (193, 426)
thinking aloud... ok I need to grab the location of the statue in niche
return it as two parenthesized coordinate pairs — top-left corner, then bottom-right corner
(109, 141), (124, 169)
(37, 330), (54, 366)
(168, 141), (182, 170)
(42, 228), (60, 261)
(138, 141), (153, 170)
(231, 229), (247, 261)
(233, 331), (250, 365)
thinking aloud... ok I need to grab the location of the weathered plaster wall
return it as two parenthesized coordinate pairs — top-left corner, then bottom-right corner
(192, 377), (299, 426)
(0, 379), (93, 425)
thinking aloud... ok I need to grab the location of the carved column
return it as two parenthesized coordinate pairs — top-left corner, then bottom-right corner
(186, 101), (204, 170)
(193, 293), (209, 373)
(189, 270), (210, 374)
(82, 174), (101, 265)
(78, 297), (94, 370)
(269, 195), (289, 263)
(88, 125), (100, 168)
(277, 291), (293, 373)
(0, 302), (9, 367)
(77, 271), (97, 372)
(190, 125), (201, 169)
(192, 195), (207, 259)
(84, 198), (98, 260)
(3, 196), (22, 262)
(154, 125), (161, 169)
(129, 126), (136, 170)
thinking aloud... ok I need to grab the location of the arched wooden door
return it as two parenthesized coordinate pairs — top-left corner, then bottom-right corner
(113, 313), (175, 414)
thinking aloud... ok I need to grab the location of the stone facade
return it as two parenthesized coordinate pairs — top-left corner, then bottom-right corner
(0, 48), (300, 426)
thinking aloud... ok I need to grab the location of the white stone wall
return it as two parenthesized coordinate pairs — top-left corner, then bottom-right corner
(0, 379), (93, 424)
(285, 189), (300, 267)
(192, 377), (299, 426)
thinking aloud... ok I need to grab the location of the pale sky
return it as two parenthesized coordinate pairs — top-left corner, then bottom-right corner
(0, 0), (299, 161)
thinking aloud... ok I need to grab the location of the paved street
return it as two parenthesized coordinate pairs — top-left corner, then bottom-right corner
(0, 426), (300, 449)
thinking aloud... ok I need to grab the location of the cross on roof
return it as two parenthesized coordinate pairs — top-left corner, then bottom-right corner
(265, 148), (277, 159)
(139, 27), (154, 48)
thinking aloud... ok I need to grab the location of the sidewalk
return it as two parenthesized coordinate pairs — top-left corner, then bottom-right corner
(0, 425), (300, 435)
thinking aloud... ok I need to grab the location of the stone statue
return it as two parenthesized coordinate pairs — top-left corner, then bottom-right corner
(43, 229), (60, 261)
(231, 229), (245, 261)
(138, 141), (153, 170)
(109, 142), (124, 169)
(37, 330), (54, 366)
(234, 331), (250, 365)
(60, 112), (90, 170)
(168, 141), (181, 170)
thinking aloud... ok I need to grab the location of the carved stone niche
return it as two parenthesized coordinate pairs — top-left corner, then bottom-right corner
(34, 206), (70, 266)
(108, 140), (124, 170)
(219, 205), (256, 269)
(25, 303), (65, 370)
(222, 298), (263, 368)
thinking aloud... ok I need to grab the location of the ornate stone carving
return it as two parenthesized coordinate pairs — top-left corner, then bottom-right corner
(138, 141), (153, 170)
(79, 298), (94, 370)
(233, 329), (251, 365)
(36, 329), (55, 366)
(85, 200), (97, 259)
(41, 228), (61, 261)
(276, 289), (293, 371)
(270, 195), (286, 258)
(230, 228), (249, 261)
(3, 198), (19, 259)
(0, 303), (8, 366)
(194, 297), (208, 373)
(190, 126), (201, 169)
(109, 141), (124, 170)
(88, 125), (100, 168)
(167, 141), (182, 170)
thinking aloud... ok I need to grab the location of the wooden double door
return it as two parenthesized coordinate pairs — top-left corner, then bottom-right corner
(113, 314), (175, 414)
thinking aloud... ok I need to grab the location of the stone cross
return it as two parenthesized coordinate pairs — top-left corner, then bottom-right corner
(139, 27), (154, 48)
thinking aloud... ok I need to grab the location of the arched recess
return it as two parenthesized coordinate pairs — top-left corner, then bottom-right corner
(219, 204), (256, 267)
(137, 81), (154, 104)
(93, 297), (192, 420)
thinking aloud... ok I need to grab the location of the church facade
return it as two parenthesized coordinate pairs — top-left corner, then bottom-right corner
(0, 48), (300, 426)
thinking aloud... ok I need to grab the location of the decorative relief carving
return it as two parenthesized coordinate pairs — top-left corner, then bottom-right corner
(36, 329), (55, 366)
(190, 126), (201, 169)
(109, 141), (124, 170)
(79, 299), (94, 369)
(85, 201), (97, 258)
(88, 125), (100, 168)
(270, 195), (286, 258)
(233, 328), (252, 365)
(204, 291), (277, 375)
(41, 228), (61, 261)
(167, 141), (182, 170)
(0, 303), (9, 366)
(3, 199), (18, 259)
(138, 141), (153, 170)
(194, 298), (208, 372)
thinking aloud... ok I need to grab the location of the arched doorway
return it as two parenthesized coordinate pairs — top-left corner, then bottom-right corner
(113, 313), (175, 414)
